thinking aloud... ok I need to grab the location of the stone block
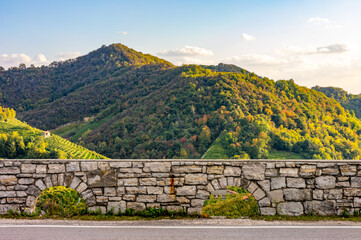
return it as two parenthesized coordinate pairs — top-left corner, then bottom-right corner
(258, 197), (271, 207)
(257, 180), (270, 192)
(253, 188), (266, 200)
(0, 175), (17, 186)
(340, 165), (357, 176)
(242, 164), (265, 180)
(265, 169), (278, 177)
(172, 166), (202, 173)
(271, 177), (286, 190)
(313, 190), (323, 200)
(20, 164), (36, 173)
(143, 162), (171, 172)
(287, 178), (306, 188)
(76, 182), (88, 193)
(315, 176), (336, 189)
(109, 162), (132, 168)
(81, 162), (98, 171)
(0, 167), (20, 174)
(351, 177), (361, 187)
(207, 166), (224, 175)
(98, 162), (110, 171)
(304, 200), (336, 216)
(35, 180), (46, 191)
(224, 166), (241, 176)
(324, 189), (342, 200)
(260, 207), (276, 215)
(279, 168), (298, 177)
(157, 194), (176, 202)
(48, 164), (65, 173)
(137, 195), (156, 203)
(104, 187), (116, 196)
(344, 188), (361, 196)
(176, 186), (196, 196)
(191, 199), (205, 207)
(322, 168), (339, 175)
(299, 165), (316, 177)
(147, 187), (163, 195)
(283, 189), (312, 201)
(87, 169), (116, 187)
(66, 162), (80, 172)
(0, 191), (16, 198)
(196, 190), (210, 199)
(139, 178), (157, 186)
(176, 196), (190, 203)
(123, 178), (138, 186)
(125, 187), (147, 194)
(69, 177), (81, 189)
(185, 174), (207, 185)
(268, 190), (284, 203)
(354, 197), (361, 207)
(277, 202), (303, 216)
(36, 165), (47, 174)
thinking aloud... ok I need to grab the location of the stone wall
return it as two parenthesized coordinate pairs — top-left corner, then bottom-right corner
(1, 159), (361, 216)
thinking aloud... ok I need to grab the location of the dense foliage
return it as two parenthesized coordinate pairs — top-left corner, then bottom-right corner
(201, 186), (259, 218)
(36, 186), (87, 217)
(313, 86), (361, 118)
(2, 44), (361, 159)
(0, 106), (107, 159)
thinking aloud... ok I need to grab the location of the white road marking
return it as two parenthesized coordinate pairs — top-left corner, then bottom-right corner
(0, 225), (361, 229)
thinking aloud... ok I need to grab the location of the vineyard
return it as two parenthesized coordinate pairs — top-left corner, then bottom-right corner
(46, 135), (108, 159)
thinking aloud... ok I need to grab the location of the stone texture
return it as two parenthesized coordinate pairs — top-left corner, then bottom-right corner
(20, 164), (36, 173)
(268, 190), (284, 203)
(279, 168), (298, 177)
(260, 207), (276, 215)
(299, 165), (316, 177)
(242, 164), (265, 180)
(48, 164), (65, 173)
(184, 174), (207, 185)
(176, 186), (196, 196)
(287, 178), (306, 188)
(277, 202), (303, 216)
(340, 165), (357, 176)
(304, 200), (336, 216)
(315, 176), (336, 189)
(224, 166), (241, 176)
(0, 175), (17, 186)
(283, 189), (312, 201)
(81, 162), (98, 171)
(207, 166), (224, 175)
(271, 177), (286, 190)
(351, 177), (361, 187)
(66, 162), (80, 172)
(144, 162), (171, 172)
(172, 166), (202, 173)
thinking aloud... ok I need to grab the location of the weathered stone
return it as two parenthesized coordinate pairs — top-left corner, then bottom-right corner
(176, 186), (196, 196)
(0, 205), (19, 214)
(187, 207), (202, 214)
(304, 200), (336, 216)
(268, 190), (284, 203)
(31, 166), (45, 175)
(0, 175), (17, 186)
(0, 167), (20, 174)
(260, 207), (276, 215)
(137, 195), (156, 203)
(48, 164), (65, 173)
(123, 195), (136, 201)
(191, 199), (205, 207)
(224, 166), (241, 177)
(322, 168), (339, 175)
(253, 188), (266, 200)
(315, 176), (336, 189)
(257, 180), (270, 192)
(109, 162), (132, 168)
(98, 162), (110, 171)
(126, 187), (147, 194)
(66, 162), (80, 172)
(277, 202), (303, 216)
(172, 166), (202, 173)
(185, 174), (207, 185)
(242, 164), (265, 180)
(44, 176), (53, 188)
(96, 196), (108, 203)
(316, 163), (335, 168)
(351, 177), (361, 187)
(299, 165), (316, 177)
(87, 169), (116, 187)
(35, 179), (46, 191)
(147, 187), (163, 195)
(313, 190), (323, 200)
(76, 182), (88, 193)
(324, 189), (342, 200)
(336, 181), (350, 187)
(207, 166), (224, 175)
(118, 168), (142, 173)
(247, 182), (258, 193)
(107, 201), (124, 214)
(157, 194), (176, 202)
(265, 169), (278, 177)
(344, 188), (361, 196)
(354, 197), (361, 207)
(283, 189), (312, 201)
(258, 197), (271, 207)
(271, 177), (286, 190)
(0, 191), (16, 197)
(287, 178), (306, 188)
(143, 162), (171, 172)
(139, 178), (157, 186)
(340, 165), (357, 176)
(69, 177), (81, 189)
(176, 196), (190, 203)
(81, 162), (98, 171)
(116, 187), (125, 195)
(123, 178), (138, 186)
(104, 187), (116, 196)
(218, 177), (227, 188)
(127, 202), (147, 211)
(21, 164), (36, 173)
(26, 196), (36, 207)
(279, 168), (298, 177)
(196, 190), (210, 199)
(26, 186), (40, 196)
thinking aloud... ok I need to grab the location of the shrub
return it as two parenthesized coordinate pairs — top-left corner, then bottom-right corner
(36, 186), (87, 217)
(201, 186), (259, 218)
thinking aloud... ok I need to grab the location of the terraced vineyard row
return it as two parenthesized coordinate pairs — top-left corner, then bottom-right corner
(46, 135), (108, 159)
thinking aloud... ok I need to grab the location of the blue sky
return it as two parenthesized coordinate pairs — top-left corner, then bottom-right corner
(1, 0), (361, 93)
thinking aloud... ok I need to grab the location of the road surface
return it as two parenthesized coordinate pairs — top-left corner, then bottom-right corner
(0, 218), (360, 240)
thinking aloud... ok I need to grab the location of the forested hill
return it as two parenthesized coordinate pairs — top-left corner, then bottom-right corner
(0, 106), (107, 159)
(1, 43), (361, 160)
(313, 86), (361, 118)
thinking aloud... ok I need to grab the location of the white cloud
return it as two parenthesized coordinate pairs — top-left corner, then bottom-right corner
(276, 43), (349, 55)
(0, 53), (50, 68)
(158, 46), (214, 57)
(241, 33), (255, 41)
(226, 54), (287, 67)
(117, 31), (128, 35)
(57, 51), (82, 61)
(308, 17), (341, 28)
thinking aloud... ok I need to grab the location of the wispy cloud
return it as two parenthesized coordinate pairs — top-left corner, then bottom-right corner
(0, 53), (50, 69)
(276, 43), (349, 55)
(308, 17), (341, 28)
(158, 46), (214, 57)
(241, 33), (255, 41)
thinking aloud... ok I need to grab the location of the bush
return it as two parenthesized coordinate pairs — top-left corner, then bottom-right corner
(36, 186), (87, 217)
(201, 186), (259, 218)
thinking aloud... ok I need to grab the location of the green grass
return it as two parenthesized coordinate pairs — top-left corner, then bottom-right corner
(268, 149), (305, 159)
(0, 118), (108, 159)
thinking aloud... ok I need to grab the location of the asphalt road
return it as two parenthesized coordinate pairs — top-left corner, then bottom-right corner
(1, 219), (361, 240)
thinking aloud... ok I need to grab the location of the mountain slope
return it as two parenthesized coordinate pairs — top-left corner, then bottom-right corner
(1, 44), (361, 160)
(0, 106), (107, 159)
(313, 86), (361, 118)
